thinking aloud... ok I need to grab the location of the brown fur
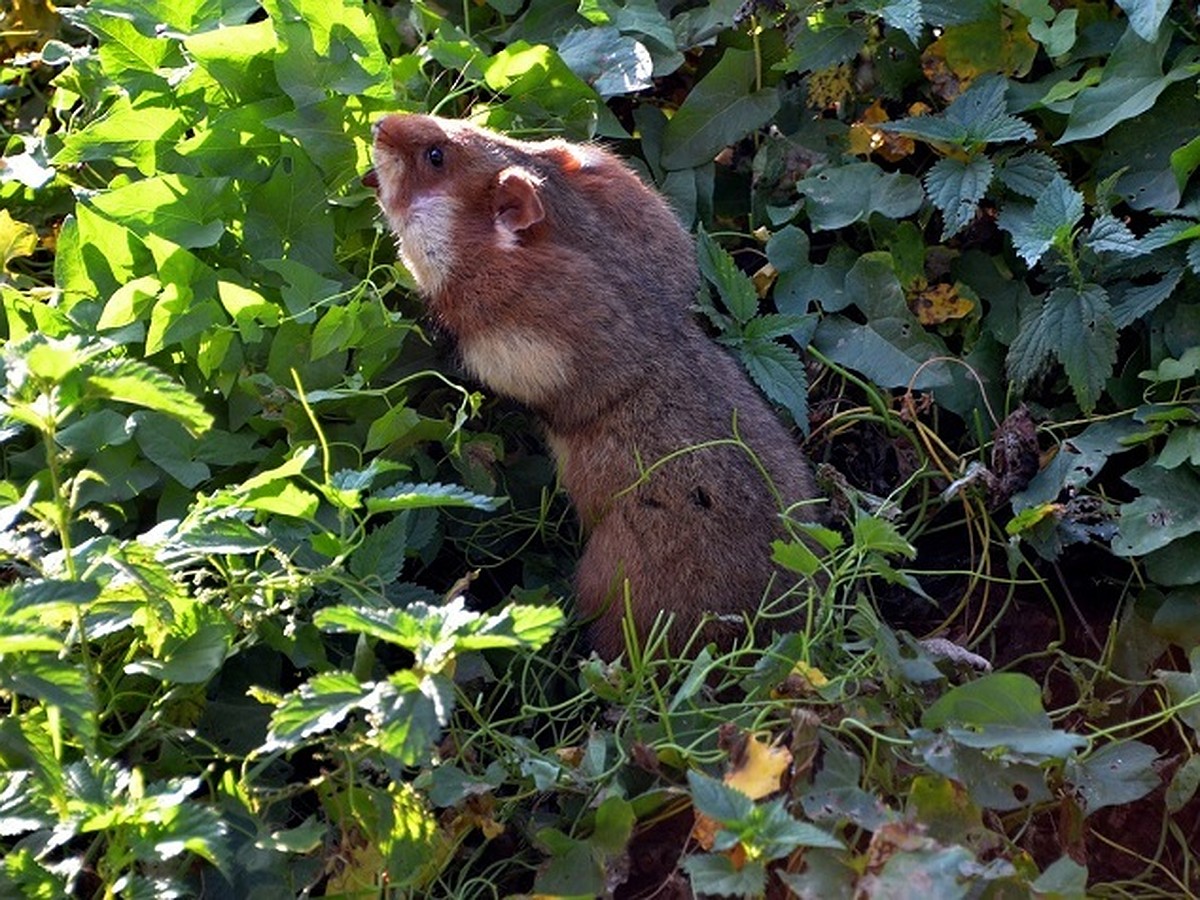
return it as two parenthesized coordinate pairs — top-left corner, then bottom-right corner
(370, 114), (820, 659)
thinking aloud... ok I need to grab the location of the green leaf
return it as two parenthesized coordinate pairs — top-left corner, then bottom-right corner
(997, 176), (1084, 266)
(697, 230), (758, 324)
(125, 623), (231, 684)
(0, 656), (96, 749)
(737, 340), (809, 427)
(851, 515), (916, 559)
(1113, 462), (1200, 557)
(54, 96), (189, 176)
(1057, 25), (1193, 144)
(1114, 0), (1172, 42)
(266, 671), (368, 750)
(812, 257), (952, 390)
(1007, 284), (1115, 413)
(591, 796), (635, 854)
(1032, 856), (1088, 897)
(661, 48), (780, 171)
(86, 175), (233, 250)
(923, 673), (1085, 757)
(1065, 741), (1159, 813)
(557, 27), (653, 97)
(777, 18), (865, 73)
(923, 155), (994, 238)
(687, 769), (754, 822)
(882, 75), (1035, 148)
(1166, 754), (1200, 813)
(681, 853), (767, 898)
(131, 411), (210, 488)
(372, 672), (447, 765)
(366, 482), (503, 514)
(1085, 214), (1145, 257)
(260, 0), (391, 106)
(1028, 9), (1078, 57)
(796, 162), (924, 231)
(997, 150), (1063, 198)
(87, 358), (213, 434)
(1157, 646), (1200, 734)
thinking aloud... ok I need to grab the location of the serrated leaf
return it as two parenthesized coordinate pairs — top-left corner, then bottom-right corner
(737, 341), (809, 427)
(125, 623), (231, 684)
(997, 176), (1083, 265)
(265, 671), (368, 750)
(372, 672), (446, 765)
(998, 150), (1064, 198)
(796, 162), (924, 231)
(882, 75), (1034, 148)
(682, 853), (767, 898)
(697, 230), (758, 324)
(661, 48), (780, 170)
(1110, 269), (1182, 329)
(687, 770), (755, 822)
(0, 656), (96, 749)
(365, 482), (502, 514)
(1007, 284), (1114, 412)
(86, 358), (213, 434)
(923, 155), (994, 238)
(1086, 214), (1145, 257)
(778, 18), (866, 73)
(877, 0), (923, 44)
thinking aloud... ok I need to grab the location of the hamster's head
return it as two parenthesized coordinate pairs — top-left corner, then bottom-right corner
(367, 114), (563, 297)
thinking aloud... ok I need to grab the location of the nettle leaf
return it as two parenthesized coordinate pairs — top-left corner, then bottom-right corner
(997, 150), (1064, 198)
(736, 341), (810, 428)
(682, 854), (767, 899)
(1085, 214), (1145, 257)
(87, 358), (214, 435)
(882, 75), (1035, 148)
(371, 672), (447, 766)
(697, 230), (758, 324)
(777, 16), (866, 73)
(265, 670), (369, 750)
(796, 162), (924, 231)
(1110, 269), (1183, 329)
(1057, 24), (1195, 144)
(365, 482), (503, 514)
(923, 155), (994, 238)
(997, 176), (1084, 266)
(0, 656), (96, 750)
(687, 769), (755, 822)
(1007, 284), (1115, 413)
(661, 48), (780, 171)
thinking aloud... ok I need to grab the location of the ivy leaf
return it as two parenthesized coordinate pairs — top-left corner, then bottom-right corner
(997, 176), (1084, 266)
(1007, 284), (1115, 413)
(1112, 463), (1200, 557)
(1066, 741), (1159, 813)
(882, 75), (1035, 148)
(1114, 0), (1172, 43)
(662, 48), (779, 170)
(1057, 25), (1194, 144)
(796, 162), (924, 231)
(923, 155), (994, 238)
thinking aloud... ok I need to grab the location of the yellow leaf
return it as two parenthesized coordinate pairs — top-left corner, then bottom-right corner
(725, 733), (791, 801)
(849, 100), (916, 162)
(912, 282), (975, 325)
(0, 210), (38, 273)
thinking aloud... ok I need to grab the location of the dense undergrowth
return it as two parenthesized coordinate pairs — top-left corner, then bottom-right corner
(2, 0), (1200, 896)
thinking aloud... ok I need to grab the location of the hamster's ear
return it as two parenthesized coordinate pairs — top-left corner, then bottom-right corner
(494, 167), (545, 235)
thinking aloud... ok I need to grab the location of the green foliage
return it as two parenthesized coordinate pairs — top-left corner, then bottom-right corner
(3, 0), (1200, 895)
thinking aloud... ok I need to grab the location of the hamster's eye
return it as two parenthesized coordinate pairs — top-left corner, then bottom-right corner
(426, 146), (445, 168)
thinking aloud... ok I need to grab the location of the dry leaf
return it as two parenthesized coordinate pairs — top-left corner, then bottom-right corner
(912, 282), (974, 325)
